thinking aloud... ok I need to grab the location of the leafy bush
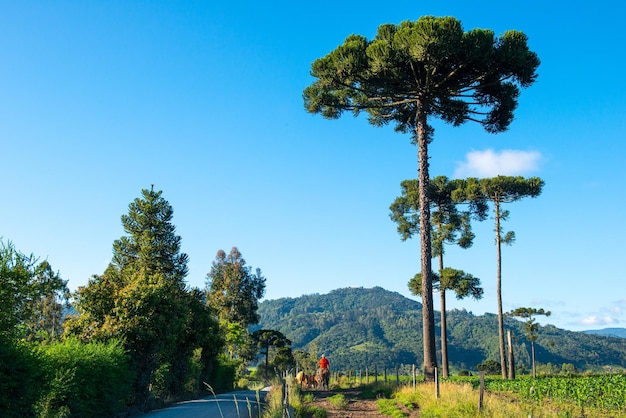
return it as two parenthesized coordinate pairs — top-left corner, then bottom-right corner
(476, 359), (501, 375)
(0, 340), (45, 417)
(35, 338), (132, 417)
(209, 355), (237, 392)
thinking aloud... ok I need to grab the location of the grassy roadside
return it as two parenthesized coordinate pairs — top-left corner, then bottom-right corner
(263, 376), (626, 418)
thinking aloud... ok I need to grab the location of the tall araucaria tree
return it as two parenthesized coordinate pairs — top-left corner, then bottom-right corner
(66, 187), (221, 407)
(304, 16), (539, 381)
(391, 176), (486, 377)
(456, 176), (544, 378)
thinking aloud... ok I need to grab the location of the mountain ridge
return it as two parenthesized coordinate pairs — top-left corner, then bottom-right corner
(583, 328), (626, 339)
(257, 286), (626, 373)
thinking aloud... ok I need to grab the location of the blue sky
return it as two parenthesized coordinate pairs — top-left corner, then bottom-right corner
(1, 1), (624, 332)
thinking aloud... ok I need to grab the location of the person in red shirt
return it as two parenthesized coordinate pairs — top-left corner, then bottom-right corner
(317, 354), (330, 389)
(319, 354), (330, 370)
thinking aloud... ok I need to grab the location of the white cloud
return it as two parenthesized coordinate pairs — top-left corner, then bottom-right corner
(609, 299), (626, 317)
(454, 149), (542, 178)
(566, 301), (626, 329)
(579, 315), (617, 327)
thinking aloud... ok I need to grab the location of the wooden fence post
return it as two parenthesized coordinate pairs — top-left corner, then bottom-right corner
(507, 329), (516, 380)
(478, 371), (485, 412)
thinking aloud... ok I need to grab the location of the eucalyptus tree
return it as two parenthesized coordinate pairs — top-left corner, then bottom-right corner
(409, 268), (483, 377)
(25, 261), (70, 342)
(391, 176), (486, 377)
(0, 240), (69, 342)
(509, 307), (551, 378)
(205, 247), (266, 328)
(205, 247), (266, 374)
(304, 16), (539, 380)
(456, 176), (544, 378)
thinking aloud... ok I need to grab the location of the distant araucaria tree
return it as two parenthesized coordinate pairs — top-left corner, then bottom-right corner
(456, 176), (544, 378)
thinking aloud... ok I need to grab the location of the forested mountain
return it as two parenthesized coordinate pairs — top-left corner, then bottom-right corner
(257, 287), (626, 373)
(584, 328), (626, 339)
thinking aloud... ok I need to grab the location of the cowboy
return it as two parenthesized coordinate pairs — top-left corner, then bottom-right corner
(319, 354), (329, 370)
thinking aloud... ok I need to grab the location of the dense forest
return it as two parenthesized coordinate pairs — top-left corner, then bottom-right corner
(257, 287), (626, 373)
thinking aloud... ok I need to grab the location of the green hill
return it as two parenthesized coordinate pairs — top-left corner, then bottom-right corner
(257, 287), (626, 373)
(584, 328), (626, 339)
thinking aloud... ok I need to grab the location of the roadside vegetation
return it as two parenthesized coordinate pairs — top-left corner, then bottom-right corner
(0, 187), (271, 416)
(262, 373), (626, 418)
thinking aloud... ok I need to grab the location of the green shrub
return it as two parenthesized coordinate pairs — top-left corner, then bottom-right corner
(208, 355), (237, 392)
(476, 359), (501, 375)
(151, 362), (173, 401)
(35, 338), (132, 417)
(0, 340), (45, 417)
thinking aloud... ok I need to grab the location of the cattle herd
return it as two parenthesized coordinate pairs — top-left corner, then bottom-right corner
(295, 369), (330, 390)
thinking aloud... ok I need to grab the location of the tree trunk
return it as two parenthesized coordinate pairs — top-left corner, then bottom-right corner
(508, 329), (515, 380)
(265, 347), (269, 382)
(440, 290), (448, 378)
(439, 254), (449, 378)
(495, 199), (508, 379)
(530, 340), (537, 379)
(416, 103), (436, 382)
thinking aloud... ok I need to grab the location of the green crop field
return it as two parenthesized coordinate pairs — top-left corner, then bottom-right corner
(482, 374), (626, 413)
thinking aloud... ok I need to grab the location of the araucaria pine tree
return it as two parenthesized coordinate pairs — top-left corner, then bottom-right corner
(456, 176), (544, 378)
(67, 187), (221, 407)
(391, 176), (486, 377)
(304, 16), (539, 381)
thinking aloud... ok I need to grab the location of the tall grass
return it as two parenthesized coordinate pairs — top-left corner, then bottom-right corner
(262, 377), (327, 418)
(327, 393), (348, 409)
